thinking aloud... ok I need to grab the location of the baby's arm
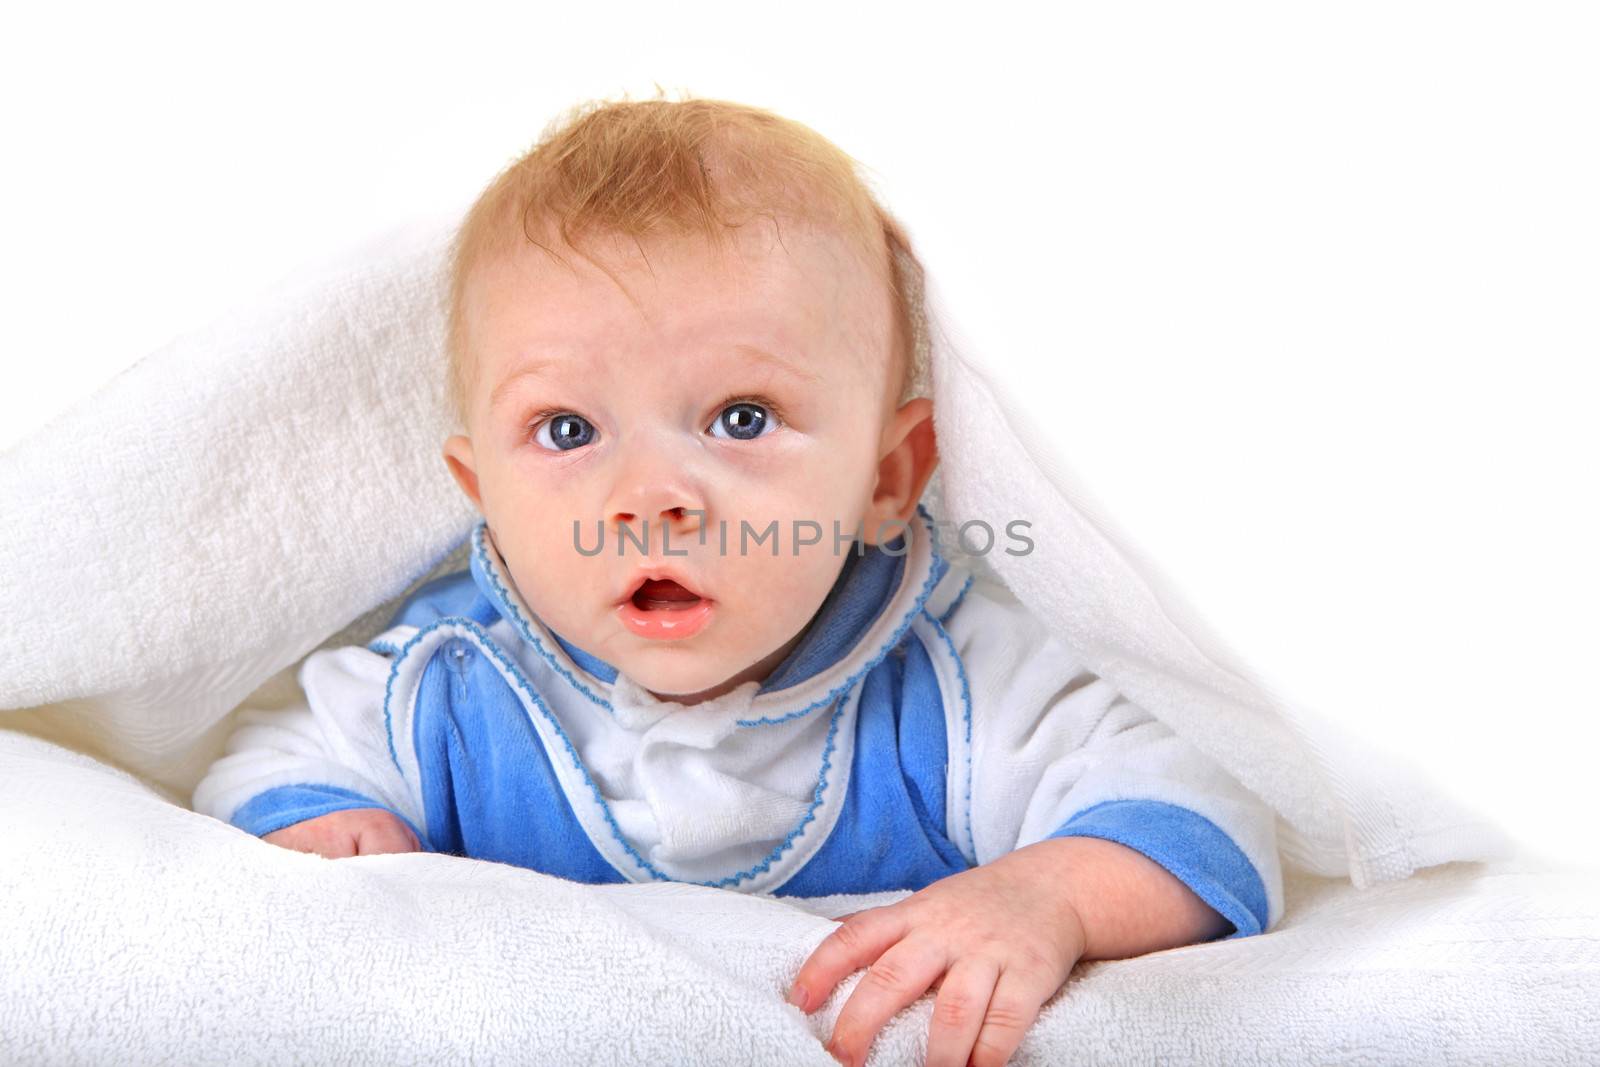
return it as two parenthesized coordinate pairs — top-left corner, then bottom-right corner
(791, 587), (1282, 1067)
(997, 687), (1281, 943)
(191, 641), (428, 857)
(1009, 832), (1231, 960)
(948, 580), (1283, 940)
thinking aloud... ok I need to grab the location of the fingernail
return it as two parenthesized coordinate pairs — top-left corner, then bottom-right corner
(786, 983), (808, 1010)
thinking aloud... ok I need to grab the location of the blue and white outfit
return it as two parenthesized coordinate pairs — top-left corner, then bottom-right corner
(192, 505), (1283, 939)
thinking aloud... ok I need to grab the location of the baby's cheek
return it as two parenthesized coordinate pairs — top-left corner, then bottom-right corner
(519, 560), (590, 621)
(738, 543), (842, 627)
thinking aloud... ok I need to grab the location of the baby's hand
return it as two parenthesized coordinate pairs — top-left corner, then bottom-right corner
(787, 843), (1088, 1067)
(261, 807), (421, 859)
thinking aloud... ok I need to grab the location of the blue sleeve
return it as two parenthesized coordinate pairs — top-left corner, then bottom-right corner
(230, 782), (431, 850)
(1047, 797), (1269, 940)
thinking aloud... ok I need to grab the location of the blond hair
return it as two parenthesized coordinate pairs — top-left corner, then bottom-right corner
(444, 89), (928, 430)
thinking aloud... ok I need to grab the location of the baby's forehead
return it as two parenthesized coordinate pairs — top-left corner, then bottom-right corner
(501, 217), (871, 292)
(478, 227), (888, 348)
(460, 216), (902, 420)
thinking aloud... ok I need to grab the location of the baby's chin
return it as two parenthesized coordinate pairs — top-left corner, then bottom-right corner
(622, 615), (817, 706)
(632, 663), (760, 708)
(610, 637), (779, 706)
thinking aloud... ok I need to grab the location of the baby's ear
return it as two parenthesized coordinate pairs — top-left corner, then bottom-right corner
(442, 434), (484, 512)
(863, 397), (938, 543)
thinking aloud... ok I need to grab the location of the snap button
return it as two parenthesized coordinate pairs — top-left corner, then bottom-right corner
(442, 637), (474, 677)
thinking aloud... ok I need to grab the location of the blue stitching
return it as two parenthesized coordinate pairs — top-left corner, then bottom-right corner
(471, 522), (613, 712)
(919, 606), (974, 863)
(382, 623), (444, 773)
(937, 574), (974, 626)
(380, 613), (861, 890)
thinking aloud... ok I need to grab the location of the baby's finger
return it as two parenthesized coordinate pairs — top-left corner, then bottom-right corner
(922, 956), (1000, 1067)
(356, 817), (419, 855)
(788, 908), (910, 1014)
(825, 937), (947, 1067)
(967, 964), (1050, 1067)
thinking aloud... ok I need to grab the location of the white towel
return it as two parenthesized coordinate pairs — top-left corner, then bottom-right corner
(3, 726), (1594, 1065)
(0, 206), (1513, 889)
(0, 197), (1577, 1065)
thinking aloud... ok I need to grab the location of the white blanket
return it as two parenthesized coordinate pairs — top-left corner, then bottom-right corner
(3, 210), (1586, 1063)
(2, 728), (1595, 1065)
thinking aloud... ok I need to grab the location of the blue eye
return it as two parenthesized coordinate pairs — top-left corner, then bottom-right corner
(533, 413), (596, 451)
(710, 401), (777, 441)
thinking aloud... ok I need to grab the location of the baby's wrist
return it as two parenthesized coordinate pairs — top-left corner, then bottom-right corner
(997, 837), (1097, 956)
(1021, 834), (1224, 960)
(1054, 887), (1090, 960)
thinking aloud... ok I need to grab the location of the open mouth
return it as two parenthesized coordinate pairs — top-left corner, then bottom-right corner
(630, 578), (704, 611)
(617, 573), (715, 640)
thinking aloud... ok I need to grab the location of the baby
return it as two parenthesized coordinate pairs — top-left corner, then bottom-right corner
(193, 95), (1281, 1067)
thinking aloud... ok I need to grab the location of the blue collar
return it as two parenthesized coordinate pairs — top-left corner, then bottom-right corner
(467, 505), (949, 695)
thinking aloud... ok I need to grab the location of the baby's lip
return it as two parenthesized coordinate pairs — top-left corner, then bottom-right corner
(615, 567), (707, 606)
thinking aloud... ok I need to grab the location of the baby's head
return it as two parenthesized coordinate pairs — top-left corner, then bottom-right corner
(440, 94), (939, 705)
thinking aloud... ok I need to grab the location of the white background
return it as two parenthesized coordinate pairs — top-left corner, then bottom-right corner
(3, 2), (1596, 867)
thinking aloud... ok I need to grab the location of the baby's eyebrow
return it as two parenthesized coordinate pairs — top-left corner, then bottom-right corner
(732, 344), (820, 384)
(489, 357), (565, 412)
(489, 344), (819, 410)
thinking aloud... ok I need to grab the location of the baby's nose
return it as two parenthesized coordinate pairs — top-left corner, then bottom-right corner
(605, 452), (707, 544)
(610, 488), (706, 534)
(610, 504), (705, 557)
(612, 503), (696, 528)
